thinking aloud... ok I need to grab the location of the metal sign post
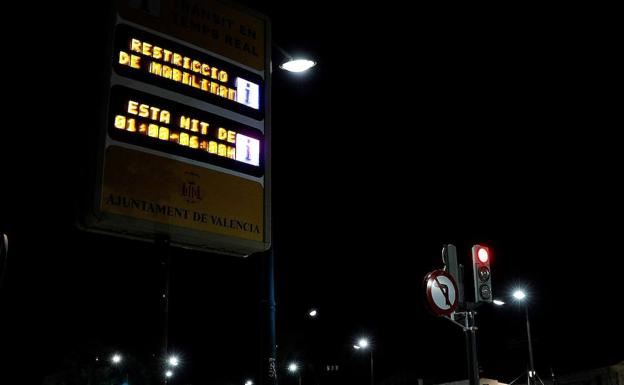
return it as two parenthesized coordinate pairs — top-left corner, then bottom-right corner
(261, 247), (277, 385)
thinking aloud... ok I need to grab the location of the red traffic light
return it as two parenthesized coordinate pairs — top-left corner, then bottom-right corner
(476, 246), (490, 264)
(472, 244), (493, 304)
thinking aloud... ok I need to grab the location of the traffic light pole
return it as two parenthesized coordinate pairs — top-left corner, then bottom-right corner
(450, 263), (479, 385)
(444, 309), (479, 385)
(465, 310), (480, 385)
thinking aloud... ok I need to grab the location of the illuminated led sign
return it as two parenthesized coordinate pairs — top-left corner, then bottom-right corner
(114, 25), (264, 119)
(81, 2), (271, 256)
(109, 86), (263, 176)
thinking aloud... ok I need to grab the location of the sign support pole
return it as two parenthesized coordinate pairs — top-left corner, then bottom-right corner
(261, 247), (277, 385)
(157, 235), (171, 383)
(444, 310), (480, 385)
(464, 310), (479, 385)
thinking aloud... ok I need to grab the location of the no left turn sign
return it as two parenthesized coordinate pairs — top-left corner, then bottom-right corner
(424, 270), (459, 316)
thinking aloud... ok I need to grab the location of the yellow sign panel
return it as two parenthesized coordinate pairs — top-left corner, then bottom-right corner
(117, 0), (266, 71)
(101, 146), (264, 242)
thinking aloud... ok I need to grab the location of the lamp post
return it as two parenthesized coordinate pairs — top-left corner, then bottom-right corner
(512, 290), (537, 385)
(288, 362), (302, 385)
(261, 46), (316, 385)
(494, 289), (544, 385)
(109, 352), (129, 384)
(0, 233), (8, 289)
(162, 353), (181, 384)
(354, 338), (374, 385)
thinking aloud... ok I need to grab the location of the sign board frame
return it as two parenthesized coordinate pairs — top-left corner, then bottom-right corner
(79, 0), (271, 257)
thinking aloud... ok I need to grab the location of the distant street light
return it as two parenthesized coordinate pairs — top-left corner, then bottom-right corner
(288, 362), (302, 385)
(167, 355), (179, 367)
(111, 353), (123, 365)
(245, 380), (254, 385)
(354, 338), (374, 385)
(493, 299), (506, 306)
(308, 309), (318, 318)
(165, 370), (174, 378)
(513, 289), (527, 300)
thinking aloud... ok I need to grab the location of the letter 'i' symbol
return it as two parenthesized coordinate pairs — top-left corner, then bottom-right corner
(245, 83), (251, 104)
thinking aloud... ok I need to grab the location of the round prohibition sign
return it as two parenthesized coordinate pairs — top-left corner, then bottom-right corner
(424, 270), (459, 316)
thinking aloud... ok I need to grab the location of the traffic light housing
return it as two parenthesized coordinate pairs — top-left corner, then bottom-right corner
(472, 244), (492, 303)
(442, 244), (464, 307)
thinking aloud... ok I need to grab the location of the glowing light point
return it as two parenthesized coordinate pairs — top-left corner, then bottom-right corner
(513, 290), (527, 300)
(279, 59), (316, 73)
(478, 248), (489, 263)
(168, 355), (179, 367)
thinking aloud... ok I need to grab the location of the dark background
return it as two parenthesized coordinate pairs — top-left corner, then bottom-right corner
(1, 1), (622, 384)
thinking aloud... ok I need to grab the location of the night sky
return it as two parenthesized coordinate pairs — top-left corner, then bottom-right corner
(0, 2), (622, 385)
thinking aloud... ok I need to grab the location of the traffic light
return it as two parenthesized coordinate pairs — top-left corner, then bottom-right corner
(442, 244), (464, 306)
(472, 244), (492, 303)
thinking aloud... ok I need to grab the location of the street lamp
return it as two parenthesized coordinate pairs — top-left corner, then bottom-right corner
(509, 289), (540, 385)
(280, 59), (316, 73)
(245, 380), (254, 385)
(165, 370), (174, 379)
(274, 44), (316, 73)
(260, 41), (316, 385)
(108, 352), (129, 385)
(513, 290), (527, 301)
(288, 362), (302, 385)
(167, 355), (179, 367)
(354, 338), (374, 385)
(111, 353), (123, 365)
(308, 309), (318, 318)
